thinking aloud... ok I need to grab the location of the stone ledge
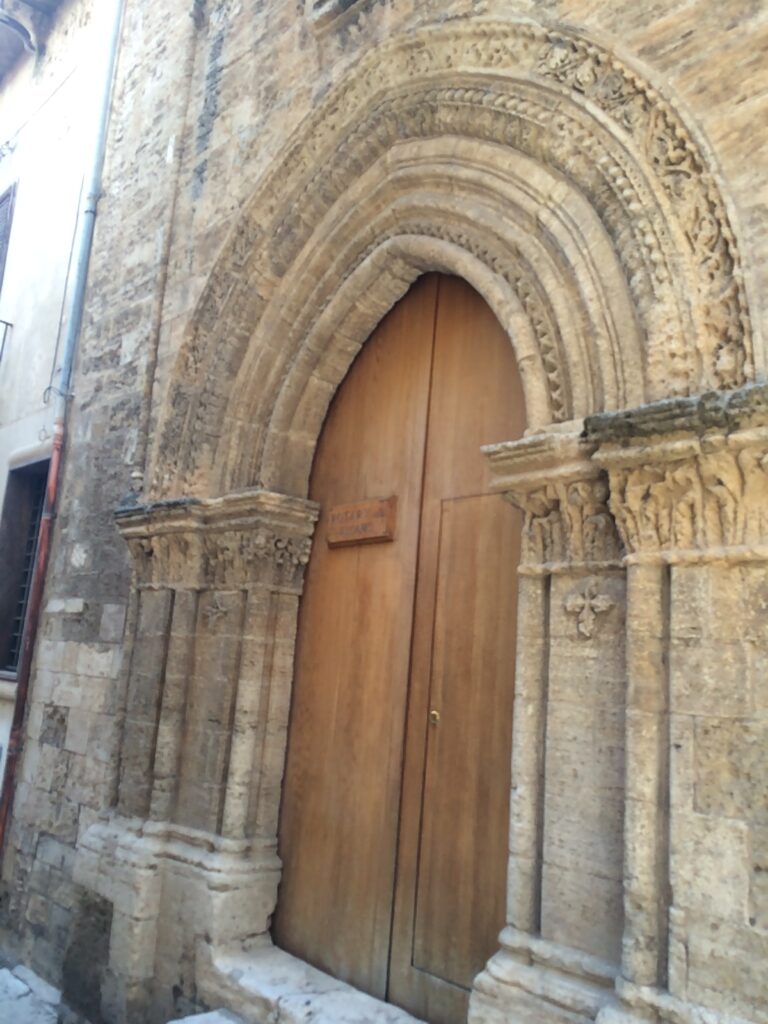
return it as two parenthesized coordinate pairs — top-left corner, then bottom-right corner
(199, 941), (425, 1024)
(469, 928), (617, 1024)
(12, 965), (60, 1005)
(0, 965), (60, 1024)
(169, 1012), (243, 1024)
(595, 978), (760, 1024)
(584, 383), (768, 444)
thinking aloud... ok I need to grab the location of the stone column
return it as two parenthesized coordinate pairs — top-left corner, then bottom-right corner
(591, 384), (768, 1024)
(74, 489), (317, 1023)
(470, 431), (625, 1024)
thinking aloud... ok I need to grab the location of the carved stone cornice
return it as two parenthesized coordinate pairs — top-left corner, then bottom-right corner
(484, 431), (622, 572)
(589, 385), (768, 561)
(116, 490), (319, 591)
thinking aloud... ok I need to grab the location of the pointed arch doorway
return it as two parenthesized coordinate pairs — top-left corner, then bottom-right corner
(273, 274), (526, 1023)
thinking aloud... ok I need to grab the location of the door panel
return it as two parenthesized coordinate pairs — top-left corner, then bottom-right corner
(412, 493), (520, 987)
(274, 274), (526, 1023)
(387, 278), (526, 1022)
(272, 275), (438, 997)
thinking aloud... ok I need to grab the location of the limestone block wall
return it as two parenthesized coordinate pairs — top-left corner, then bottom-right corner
(0, 1), (765, 1023)
(590, 393), (768, 1024)
(542, 570), (626, 962)
(669, 563), (767, 1019)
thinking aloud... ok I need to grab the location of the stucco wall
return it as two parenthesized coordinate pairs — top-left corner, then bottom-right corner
(0, 0), (106, 794)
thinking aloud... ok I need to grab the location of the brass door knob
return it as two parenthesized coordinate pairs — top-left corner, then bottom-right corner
(429, 709), (441, 725)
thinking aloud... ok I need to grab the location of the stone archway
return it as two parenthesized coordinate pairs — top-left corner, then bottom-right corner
(149, 19), (753, 502)
(73, 17), (760, 1024)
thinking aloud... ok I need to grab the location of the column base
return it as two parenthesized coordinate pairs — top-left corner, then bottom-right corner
(73, 815), (281, 1024)
(469, 927), (619, 1024)
(594, 979), (759, 1024)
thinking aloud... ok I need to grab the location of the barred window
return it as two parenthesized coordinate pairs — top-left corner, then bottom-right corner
(0, 460), (48, 675)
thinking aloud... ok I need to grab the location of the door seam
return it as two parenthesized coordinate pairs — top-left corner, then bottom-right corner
(385, 273), (443, 1000)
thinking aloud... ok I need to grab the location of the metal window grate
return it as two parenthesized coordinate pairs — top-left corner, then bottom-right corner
(3, 471), (46, 673)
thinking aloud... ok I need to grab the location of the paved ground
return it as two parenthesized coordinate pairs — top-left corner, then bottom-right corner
(0, 963), (61, 1023)
(0, 958), (246, 1024)
(0, 961), (246, 1024)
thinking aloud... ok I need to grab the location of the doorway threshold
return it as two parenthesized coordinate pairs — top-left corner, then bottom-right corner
(200, 939), (426, 1024)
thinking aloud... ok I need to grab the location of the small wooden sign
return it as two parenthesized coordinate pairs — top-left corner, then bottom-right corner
(327, 496), (397, 548)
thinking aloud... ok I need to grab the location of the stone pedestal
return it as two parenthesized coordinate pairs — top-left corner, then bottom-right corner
(470, 431), (624, 1023)
(74, 490), (317, 1023)
(590, 385), (768, 1024)
(473, 384), (768, 1024)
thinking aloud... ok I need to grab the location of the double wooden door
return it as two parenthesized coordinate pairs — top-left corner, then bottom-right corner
(273, 275), (526, 1023)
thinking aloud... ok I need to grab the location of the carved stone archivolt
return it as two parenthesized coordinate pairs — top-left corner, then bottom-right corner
(150, 18), (752, 502)
(485, 432), (622, 570)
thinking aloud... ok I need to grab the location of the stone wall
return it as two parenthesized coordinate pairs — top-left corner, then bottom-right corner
(0, 0), (118, 990)
(0, 2), (765, 1023)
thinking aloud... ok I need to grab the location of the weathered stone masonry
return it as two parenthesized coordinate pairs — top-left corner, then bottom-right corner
(0, 2), (766, 1023)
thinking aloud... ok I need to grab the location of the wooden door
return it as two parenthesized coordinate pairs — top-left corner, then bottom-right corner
(273, 275), (526, 1023)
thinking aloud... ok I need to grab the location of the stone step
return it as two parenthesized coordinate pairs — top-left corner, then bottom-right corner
(168, 1012), (245, 1024)
(0, 966), (58, 1024)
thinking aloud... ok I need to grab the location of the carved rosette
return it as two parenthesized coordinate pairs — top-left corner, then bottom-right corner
(564, 579), (615, 639)
(116, 489), (319, 592)
(590, 385), (768, 560)
(484, 432), (622, 571)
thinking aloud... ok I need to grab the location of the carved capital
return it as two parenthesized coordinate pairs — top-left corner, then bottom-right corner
(590, 385), (768, 560)
(484, 432), (622, 570)
(116, 490), (319, 591)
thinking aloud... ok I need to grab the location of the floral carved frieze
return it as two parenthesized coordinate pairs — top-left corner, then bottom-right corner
(484, 432), (622, 570)
(535, 30), (748, 392)
(591, 386), (768, 559)
(599, 434), (768, 557)
(116, 490), (318, 591)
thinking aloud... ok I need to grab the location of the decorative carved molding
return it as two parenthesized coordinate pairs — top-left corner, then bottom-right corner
(352, 216), (572, 423)
(535, 31), (748, 391)
(564, 580), (615, 639)
(471, 926), (618, 1022)
(116, 490), (319, 591)
(592, 385), (768, 559)
(151, 19), (752, 500)
(485, 432), (622, 570)
(599, 431), (768, 558)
